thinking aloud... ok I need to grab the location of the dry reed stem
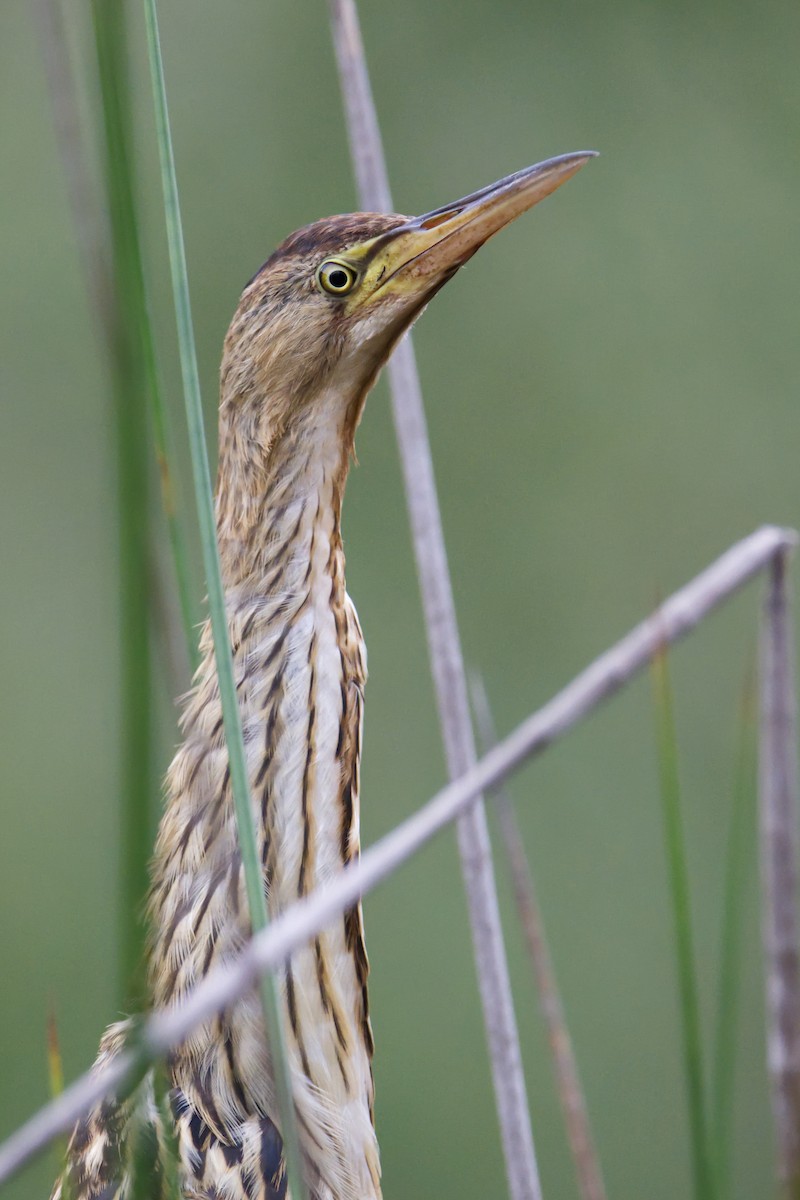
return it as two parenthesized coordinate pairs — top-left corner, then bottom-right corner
(470, 673), (607, 1200)
(327, 3), (541, 1196)
(759, 550), (800, 1197)
(0, 524), (793, 1186)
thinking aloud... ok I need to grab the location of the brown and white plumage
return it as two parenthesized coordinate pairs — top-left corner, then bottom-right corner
(53, 152), (594, 1200)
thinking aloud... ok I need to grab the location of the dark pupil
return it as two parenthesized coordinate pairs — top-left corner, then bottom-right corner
(329, 269), (349, 289)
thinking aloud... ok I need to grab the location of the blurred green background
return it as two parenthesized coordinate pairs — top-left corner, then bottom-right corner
(2, 0), (798, 1196)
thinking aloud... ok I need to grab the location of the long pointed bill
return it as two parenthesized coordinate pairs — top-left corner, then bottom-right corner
(354, 151), (597, 311)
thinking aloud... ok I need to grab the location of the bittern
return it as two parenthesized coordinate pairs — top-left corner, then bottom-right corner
(54, 150), (594, 1200)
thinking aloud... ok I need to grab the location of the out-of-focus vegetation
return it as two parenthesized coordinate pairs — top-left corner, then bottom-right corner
(1, 1), (798, 1197)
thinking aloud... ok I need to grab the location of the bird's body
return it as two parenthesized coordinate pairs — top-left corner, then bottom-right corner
(151, 368), (378, 1200)
(54, 152), (593, 1200)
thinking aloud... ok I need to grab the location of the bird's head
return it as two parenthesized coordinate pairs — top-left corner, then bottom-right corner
(219, 151), (595, 486)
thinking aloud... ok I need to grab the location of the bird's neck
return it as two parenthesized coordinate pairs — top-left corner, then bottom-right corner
(214, 393), (353, 604)
(151, 387), (379, 1196)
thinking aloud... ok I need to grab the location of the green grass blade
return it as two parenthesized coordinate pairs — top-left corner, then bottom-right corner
(711, 666), (757, 1197)
(89, 0), (154, 1010)
(140, 5), (307, 1196)
(90, 0), (199, 682)
(154, 1067), (182, 1199)
(127, 1097), (160, 1200)
(46, 1007), (69, 1183)
(651, 646), (715, 1200)
(46, 1009), (65, 1103)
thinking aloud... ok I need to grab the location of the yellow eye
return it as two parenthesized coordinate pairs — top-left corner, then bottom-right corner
(317, 260), (358, 296)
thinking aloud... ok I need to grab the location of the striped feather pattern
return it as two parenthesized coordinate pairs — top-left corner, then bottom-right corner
(51, 212), (418, 1200)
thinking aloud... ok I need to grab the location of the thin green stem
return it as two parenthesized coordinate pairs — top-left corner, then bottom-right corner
(90, 0), (153, 1010)
(140, 5), (307, 1197)
(127, 1101), (160, 1200)
(90, 0), (199, 681)
(154, 1067), (182, 1197)
(712, 666), (757, 1198)
(651, 647), (715, 1200)
(46, 1007), (68, 1182)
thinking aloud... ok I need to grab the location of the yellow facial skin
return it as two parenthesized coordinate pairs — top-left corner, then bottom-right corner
(315, 151), (597, 317)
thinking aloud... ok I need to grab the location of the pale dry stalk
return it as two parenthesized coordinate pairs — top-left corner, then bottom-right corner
(759, 549), (800, 1197)
(327, 3), (541, 1196)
